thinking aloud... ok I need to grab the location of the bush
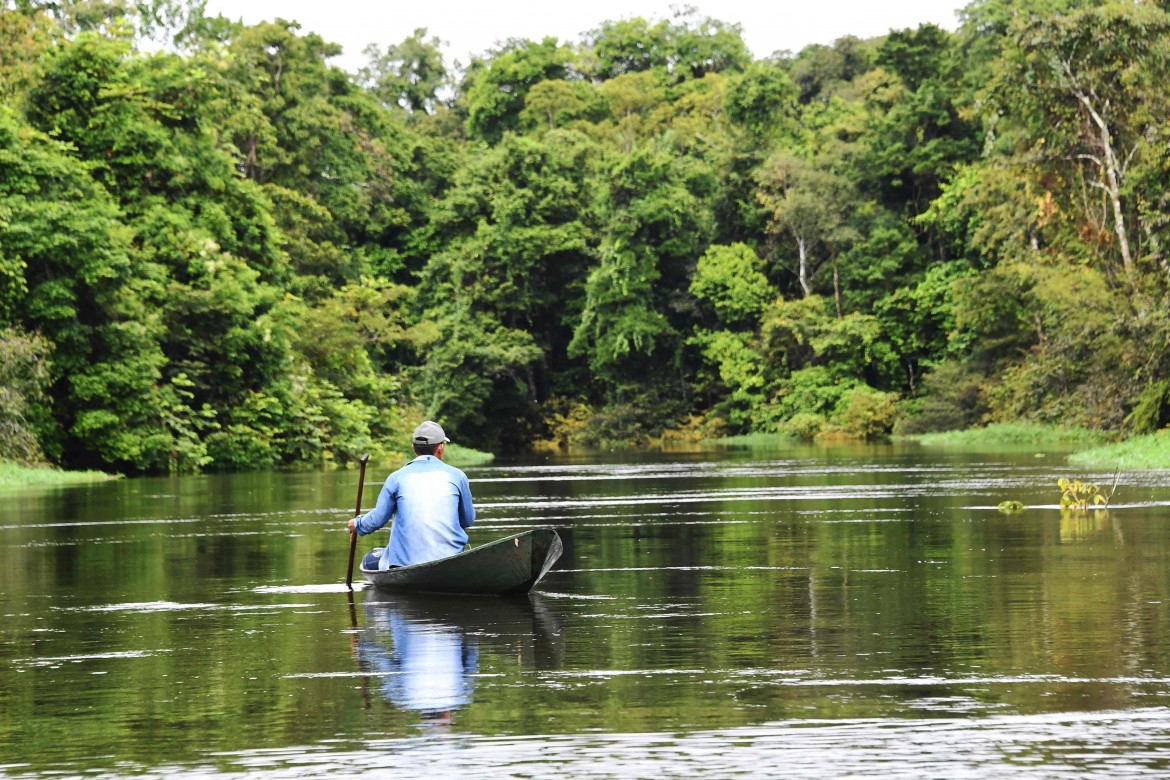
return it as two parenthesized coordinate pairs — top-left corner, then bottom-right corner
(1125, 381), (1170, 436)
(0, 328), (52, 465)
(783, 412), (825, 441)
(835, 386), (899, 440)
(893, 360), (988, 435)
(205, 425), (278, 471)
(774, 366), (856, 421)
(570, 388), (690, 449)
(534, 396), (594, 451)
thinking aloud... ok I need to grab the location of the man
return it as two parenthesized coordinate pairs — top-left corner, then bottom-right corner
(348, 420), (476, 569)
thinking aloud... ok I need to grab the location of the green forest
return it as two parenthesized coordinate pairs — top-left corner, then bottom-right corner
(3, 0), (1170, 474)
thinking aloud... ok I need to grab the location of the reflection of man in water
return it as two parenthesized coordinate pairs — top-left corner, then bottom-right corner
(348, 420), (476, 570)
(357, 600), (478, 721)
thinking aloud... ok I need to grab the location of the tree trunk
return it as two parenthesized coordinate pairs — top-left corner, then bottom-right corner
(797, 236), (812, 297)
(1065, 69), (1135, 283)
(831, 253), (842, 318)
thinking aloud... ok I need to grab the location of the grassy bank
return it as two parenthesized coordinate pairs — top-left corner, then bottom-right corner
(443, 444), (496, 467)
(905, 423), (1108, 450)
(0, 462), (120, 489)
(706, 432), (797, 449)
(369, 444), (496, 472)
(1069, 431), (1170, 469)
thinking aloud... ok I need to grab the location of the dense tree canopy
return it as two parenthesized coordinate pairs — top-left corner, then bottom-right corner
(3, 0), (1170, 471)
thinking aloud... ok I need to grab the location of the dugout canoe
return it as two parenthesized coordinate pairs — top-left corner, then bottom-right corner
(360, 527), (563, 596)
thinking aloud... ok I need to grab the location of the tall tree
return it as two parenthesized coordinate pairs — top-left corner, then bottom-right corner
(463, 37), (569, 143)
(756, 153), (858, 303)
(360, 28), (447, 115)
(994, 2), (1170, 286)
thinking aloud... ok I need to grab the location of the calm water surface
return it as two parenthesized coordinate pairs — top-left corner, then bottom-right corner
(4, 443), (1170, 777)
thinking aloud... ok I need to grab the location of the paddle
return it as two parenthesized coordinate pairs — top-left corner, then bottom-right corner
(346, 454), (370, 590)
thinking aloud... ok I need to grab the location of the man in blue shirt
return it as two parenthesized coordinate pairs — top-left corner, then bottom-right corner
(348, 421), (476, 570)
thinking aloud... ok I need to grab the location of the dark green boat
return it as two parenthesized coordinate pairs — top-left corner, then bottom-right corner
(360, 527), (563, 596)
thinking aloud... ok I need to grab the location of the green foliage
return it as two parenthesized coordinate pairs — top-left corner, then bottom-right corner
(416, 311), (543, 449)
(0, 327), (53, 465)
(991, 3), (1170, 283)
(787, 35), (876, 103)
(835, 385), (900, 439)
(0, 104), (170, 471)
(979, 264), (1135, 430)
(1069, 430), (1170, 470)
(893, 360), (987, 434)
(570, 143), (713, 389)
(1125, 381), (1170, 436)
(690, 243), (773, 327)
(583, 10), (750, 82)
(9, 4), (1170, 468)
(910, 423), (1107, 449)
(706, 431), (794, 448)
(441, 443), (496, 467)
(783, 412), (826, 441)
(0, 6), (59, 103)
(360, 28), (447, 114)
(688, 328), (766, 429)
(756, 153), (858, 298)
(0, 461), (118, 489)
(774, 366), (857, 423)
(725, 60), (798, 139)
(464, 37), (570, 143)
(1058, 477), (1109, 510)
(563, 386), (691, 448)
(865, 23), (979, 217)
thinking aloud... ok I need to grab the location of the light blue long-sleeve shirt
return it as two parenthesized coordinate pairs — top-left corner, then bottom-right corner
(354, 455), (476, 568)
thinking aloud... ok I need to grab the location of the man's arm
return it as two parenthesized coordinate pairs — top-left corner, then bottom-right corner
(457, 473), (476, 529)
(353, 476), (398, 535)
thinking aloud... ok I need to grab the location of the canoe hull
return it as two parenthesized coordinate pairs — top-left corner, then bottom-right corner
(361, 527), (562, 596)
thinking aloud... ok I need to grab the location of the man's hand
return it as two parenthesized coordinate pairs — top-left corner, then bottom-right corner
(348, 516), (358, 534)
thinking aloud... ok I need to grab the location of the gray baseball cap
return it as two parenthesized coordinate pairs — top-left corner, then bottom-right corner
(413, 420), (450, 446)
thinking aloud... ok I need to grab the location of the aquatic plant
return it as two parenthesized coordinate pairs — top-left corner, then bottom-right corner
(1058, 477), (1109, 510)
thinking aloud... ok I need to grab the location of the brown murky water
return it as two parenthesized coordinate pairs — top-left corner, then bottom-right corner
(4, 442), (1170, 777)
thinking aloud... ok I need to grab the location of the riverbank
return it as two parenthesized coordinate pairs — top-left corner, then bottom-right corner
(903, 423), (1170, 470)
(442, 444), (495, 467)
(0, 462), (121, 489)
(710, 423), (1108, 453)
(1068, 431), (1170, 469)
(902, 423), (1108, 450)
(705, 432), (796, 449)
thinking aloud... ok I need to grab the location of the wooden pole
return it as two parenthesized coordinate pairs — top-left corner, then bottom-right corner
(346, 454), (370, 590)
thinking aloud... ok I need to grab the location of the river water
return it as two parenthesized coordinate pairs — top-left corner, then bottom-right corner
(4, 442), (1170, 777)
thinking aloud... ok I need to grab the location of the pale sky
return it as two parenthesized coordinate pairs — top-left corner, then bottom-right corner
(202, 0), (966, 74)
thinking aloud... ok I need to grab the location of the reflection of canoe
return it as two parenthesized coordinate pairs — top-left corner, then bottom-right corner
(354, 590), (565, 715)
(362, 589), (565, 669)
(361, 527), (562, 596)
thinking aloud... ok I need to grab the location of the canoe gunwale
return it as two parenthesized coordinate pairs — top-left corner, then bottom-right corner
(360, 527), (562, 596)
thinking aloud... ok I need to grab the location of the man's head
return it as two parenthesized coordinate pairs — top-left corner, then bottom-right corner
(412, 420), (450, 457)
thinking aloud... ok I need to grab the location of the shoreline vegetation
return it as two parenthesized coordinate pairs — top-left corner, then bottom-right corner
(902, 423), (1109, 451)
(0, 443), (494, 489)
(706, 432), (796, 449)
(0, 462), (121, 490)
(703, 423), (1170, 470)
(1068, 432), (1170, 470)
(438, 445), (495, 468)
(10, 425), (1170, 480)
